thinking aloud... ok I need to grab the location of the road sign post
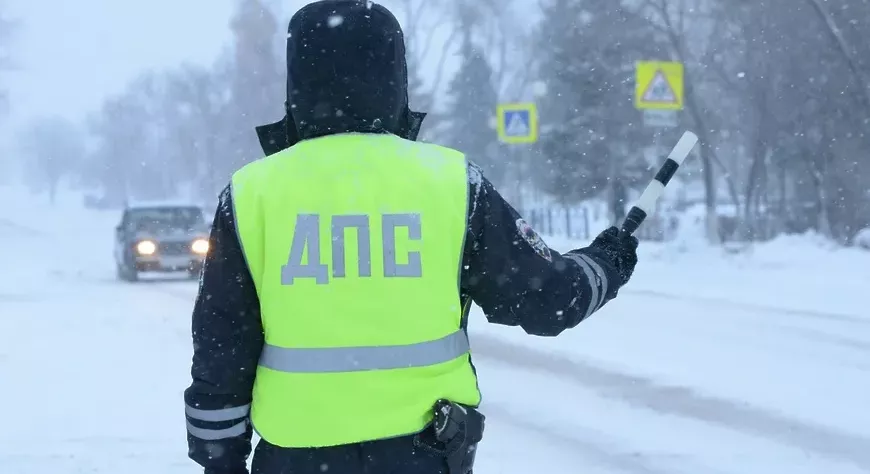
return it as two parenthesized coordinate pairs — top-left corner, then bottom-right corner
(635, 61), (684, 128)
(496, 103), (538, 144)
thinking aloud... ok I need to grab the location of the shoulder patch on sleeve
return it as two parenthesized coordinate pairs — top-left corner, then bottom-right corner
(516, 218), (552, 261)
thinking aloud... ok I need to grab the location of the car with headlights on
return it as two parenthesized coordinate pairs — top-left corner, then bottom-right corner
(113, 203), (210, 281)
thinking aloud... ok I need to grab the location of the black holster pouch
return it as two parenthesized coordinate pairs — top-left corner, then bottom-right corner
(414, 399), (485, 474)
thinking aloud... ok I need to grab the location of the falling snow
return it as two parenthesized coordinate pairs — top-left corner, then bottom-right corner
(327, 14), (343, 28)
(2, 0), (870, 473)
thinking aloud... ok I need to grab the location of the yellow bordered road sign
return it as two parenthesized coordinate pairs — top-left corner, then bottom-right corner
(635, 61), (684, 110)
(496, 103), (538, 144)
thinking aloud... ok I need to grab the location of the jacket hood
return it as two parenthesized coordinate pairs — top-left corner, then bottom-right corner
(255, 0), (426, 156)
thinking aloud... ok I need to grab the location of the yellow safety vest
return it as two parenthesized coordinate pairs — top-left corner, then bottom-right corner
(231, 132), (481, 448)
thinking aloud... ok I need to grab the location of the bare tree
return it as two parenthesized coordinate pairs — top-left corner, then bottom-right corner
(0, 4), (16, 116)
(639, 0), (742, 244)
(390, 0), (460, 139)
(451, 0), (521, 94)
(18, 117), (85, 203)
(805, 0), (870, 111)
(226, 0), (283, 167)
(164, 59), (234, 199)
(703, 0), (784, 239)
(444, 2), (501, 183)
(700, 0), (870, 242)
(803, 1), (870, 240)
(86, 72), (170, 205)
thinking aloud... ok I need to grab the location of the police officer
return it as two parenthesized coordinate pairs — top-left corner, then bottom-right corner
(183, 1), (639, 473)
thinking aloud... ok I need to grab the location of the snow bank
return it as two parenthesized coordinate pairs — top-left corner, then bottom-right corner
(4, 186), (870, 472)
(472, 229), (870, 440)
(544, 222), (870, 318)
(0, 185), (117, 237)
(4, 184), (866, 314)
(0, 185), (119, 291)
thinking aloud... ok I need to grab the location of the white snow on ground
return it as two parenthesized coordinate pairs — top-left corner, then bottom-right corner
(1, 186), (869, 473)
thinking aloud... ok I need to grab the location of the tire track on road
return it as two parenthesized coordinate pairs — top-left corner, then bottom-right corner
(471, 333), (870, 471)
(626, 288), (869, 326)
(483, 402), (702, 474)
(71, 254), (870, 470)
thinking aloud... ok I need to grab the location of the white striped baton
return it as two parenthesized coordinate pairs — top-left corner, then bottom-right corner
(620, 131), (699, 237)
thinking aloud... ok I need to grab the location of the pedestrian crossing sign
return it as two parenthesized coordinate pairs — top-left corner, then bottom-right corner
(497, 103), (538, 144)
(635, 61), (684, 110)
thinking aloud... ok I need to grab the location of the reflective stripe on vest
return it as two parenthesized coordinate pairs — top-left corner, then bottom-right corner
(259, 329), (470, 373)
(231, 133), (481, 449)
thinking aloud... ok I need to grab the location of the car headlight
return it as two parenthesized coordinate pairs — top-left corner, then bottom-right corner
(191, 238), (209, 254)
(136, 240), (157, 255)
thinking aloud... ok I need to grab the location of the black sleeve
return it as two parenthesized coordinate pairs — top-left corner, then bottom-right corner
(184, 185), (263, 474)
(461, 163), (623, 337)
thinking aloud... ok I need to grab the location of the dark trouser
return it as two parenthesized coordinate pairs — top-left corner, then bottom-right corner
(251, 433), (447, 474)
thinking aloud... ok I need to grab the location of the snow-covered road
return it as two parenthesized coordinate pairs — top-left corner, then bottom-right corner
(2, 197), (868, 474)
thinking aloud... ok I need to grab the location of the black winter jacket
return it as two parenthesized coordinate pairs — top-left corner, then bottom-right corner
(183, 160), (624, 473)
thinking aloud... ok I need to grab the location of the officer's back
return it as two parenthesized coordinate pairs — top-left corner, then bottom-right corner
(184, 2), (639, 474)
(233, 131), (480, 449)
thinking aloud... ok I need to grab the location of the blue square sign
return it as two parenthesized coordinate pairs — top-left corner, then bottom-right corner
(496, 103), (538, 144)
(504, 110), (530, 136)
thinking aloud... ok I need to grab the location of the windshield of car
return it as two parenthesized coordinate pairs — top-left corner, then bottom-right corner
(127, 207), (205, 234)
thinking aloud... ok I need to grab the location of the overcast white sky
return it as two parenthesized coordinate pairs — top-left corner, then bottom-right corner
(0, 0), (533, 154)
(0, 1), (426, 146)
(3, 0), (237, 132)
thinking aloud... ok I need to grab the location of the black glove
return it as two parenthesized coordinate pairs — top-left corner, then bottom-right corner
(580, 226), (639, 286)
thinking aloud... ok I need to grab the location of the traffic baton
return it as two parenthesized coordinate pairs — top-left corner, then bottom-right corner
(619, 131), (699, 238)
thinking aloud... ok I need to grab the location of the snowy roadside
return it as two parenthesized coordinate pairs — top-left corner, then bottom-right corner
(545, 232), (870, 319)
(4, 186), (869, 453)
(469, 232), (870, 443)
(7, 185), (866, 312)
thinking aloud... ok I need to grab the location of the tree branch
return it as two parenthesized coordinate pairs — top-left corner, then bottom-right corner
(429, 26), (460, 99)
(418, 4), (451, 62)
(805, 0), (870, 113)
